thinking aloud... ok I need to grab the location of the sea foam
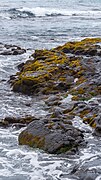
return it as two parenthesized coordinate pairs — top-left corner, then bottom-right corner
(0, 6), (101, 19)
(17, 7), (101, 17)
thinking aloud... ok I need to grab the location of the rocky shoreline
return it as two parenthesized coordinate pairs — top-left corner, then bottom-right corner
(1, 38), (101, 155)
(0, 43), (26, 56)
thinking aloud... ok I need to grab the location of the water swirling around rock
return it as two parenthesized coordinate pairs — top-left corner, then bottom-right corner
(1, 118), (101, 179)
(0, 39), (101, 179)
(0, 0), (101, 179)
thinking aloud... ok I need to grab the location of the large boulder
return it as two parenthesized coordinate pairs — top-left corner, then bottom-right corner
(9, 38), (101, 98)
(19, 118), (84, 154)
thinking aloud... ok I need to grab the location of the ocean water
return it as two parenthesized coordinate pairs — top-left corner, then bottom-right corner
(0, 0), (101, 49)
(0, 0), (101, 179)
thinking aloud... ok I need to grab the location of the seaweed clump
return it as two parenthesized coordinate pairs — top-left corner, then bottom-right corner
(10, 38), (101, 101)
(8, 38), (101, 153)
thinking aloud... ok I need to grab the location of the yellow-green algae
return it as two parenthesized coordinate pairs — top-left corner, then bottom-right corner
(12, 49), (72, 94)
(11, 38), (101, 97)
(83, 116), (96, 128)
(19, 130), (74, 154)
(5, 37), (101, 155)
(12, 50), (85, 94)
(11, 38), (101, 128)
(19, 131), (45, 148)
(55, 37), (101, 55)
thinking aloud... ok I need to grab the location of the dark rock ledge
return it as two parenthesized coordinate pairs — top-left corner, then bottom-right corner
(0, 43), (26, 55)
(4, 38), (101, 154)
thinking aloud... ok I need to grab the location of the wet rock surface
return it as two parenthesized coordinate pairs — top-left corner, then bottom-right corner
(6, 38), (101, 154)
(19, 116), (84, 154)
(9, 38), (101, 99)
(55, 38), (101, 56)
(0, 116), (39, 128)
(0, 43), (26, 55)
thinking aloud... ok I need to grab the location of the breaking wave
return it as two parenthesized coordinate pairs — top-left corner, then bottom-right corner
(1, 7), (101, 19)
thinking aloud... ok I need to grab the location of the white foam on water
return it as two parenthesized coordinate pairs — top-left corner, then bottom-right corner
(17, 7), (101, 17)
(0, 3), (101, 177)
(0, 127), (71, 179)
(95, 175), (101, 180)
(73, 116), (92, 132)
(0, 13), (11, 20)
(60, 94), (73, 104)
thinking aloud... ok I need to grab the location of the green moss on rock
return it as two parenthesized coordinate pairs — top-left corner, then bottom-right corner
(10, 37), (101, 102)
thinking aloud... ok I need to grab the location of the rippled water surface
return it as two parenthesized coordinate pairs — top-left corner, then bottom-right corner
(1, 118), (101, 180)
(0, 0), (101, 179)
(0, 0), (101, 49)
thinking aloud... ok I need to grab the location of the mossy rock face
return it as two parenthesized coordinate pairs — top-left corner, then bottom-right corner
(9, 37), (101, 132)
(11, 49), (71, 94)
(10, 38), (101, 96)
(55, 38), (101, 56)
(19, 119), (84, 154)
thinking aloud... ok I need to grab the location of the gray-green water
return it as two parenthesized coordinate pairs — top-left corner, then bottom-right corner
(0, 0), (101, 179)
